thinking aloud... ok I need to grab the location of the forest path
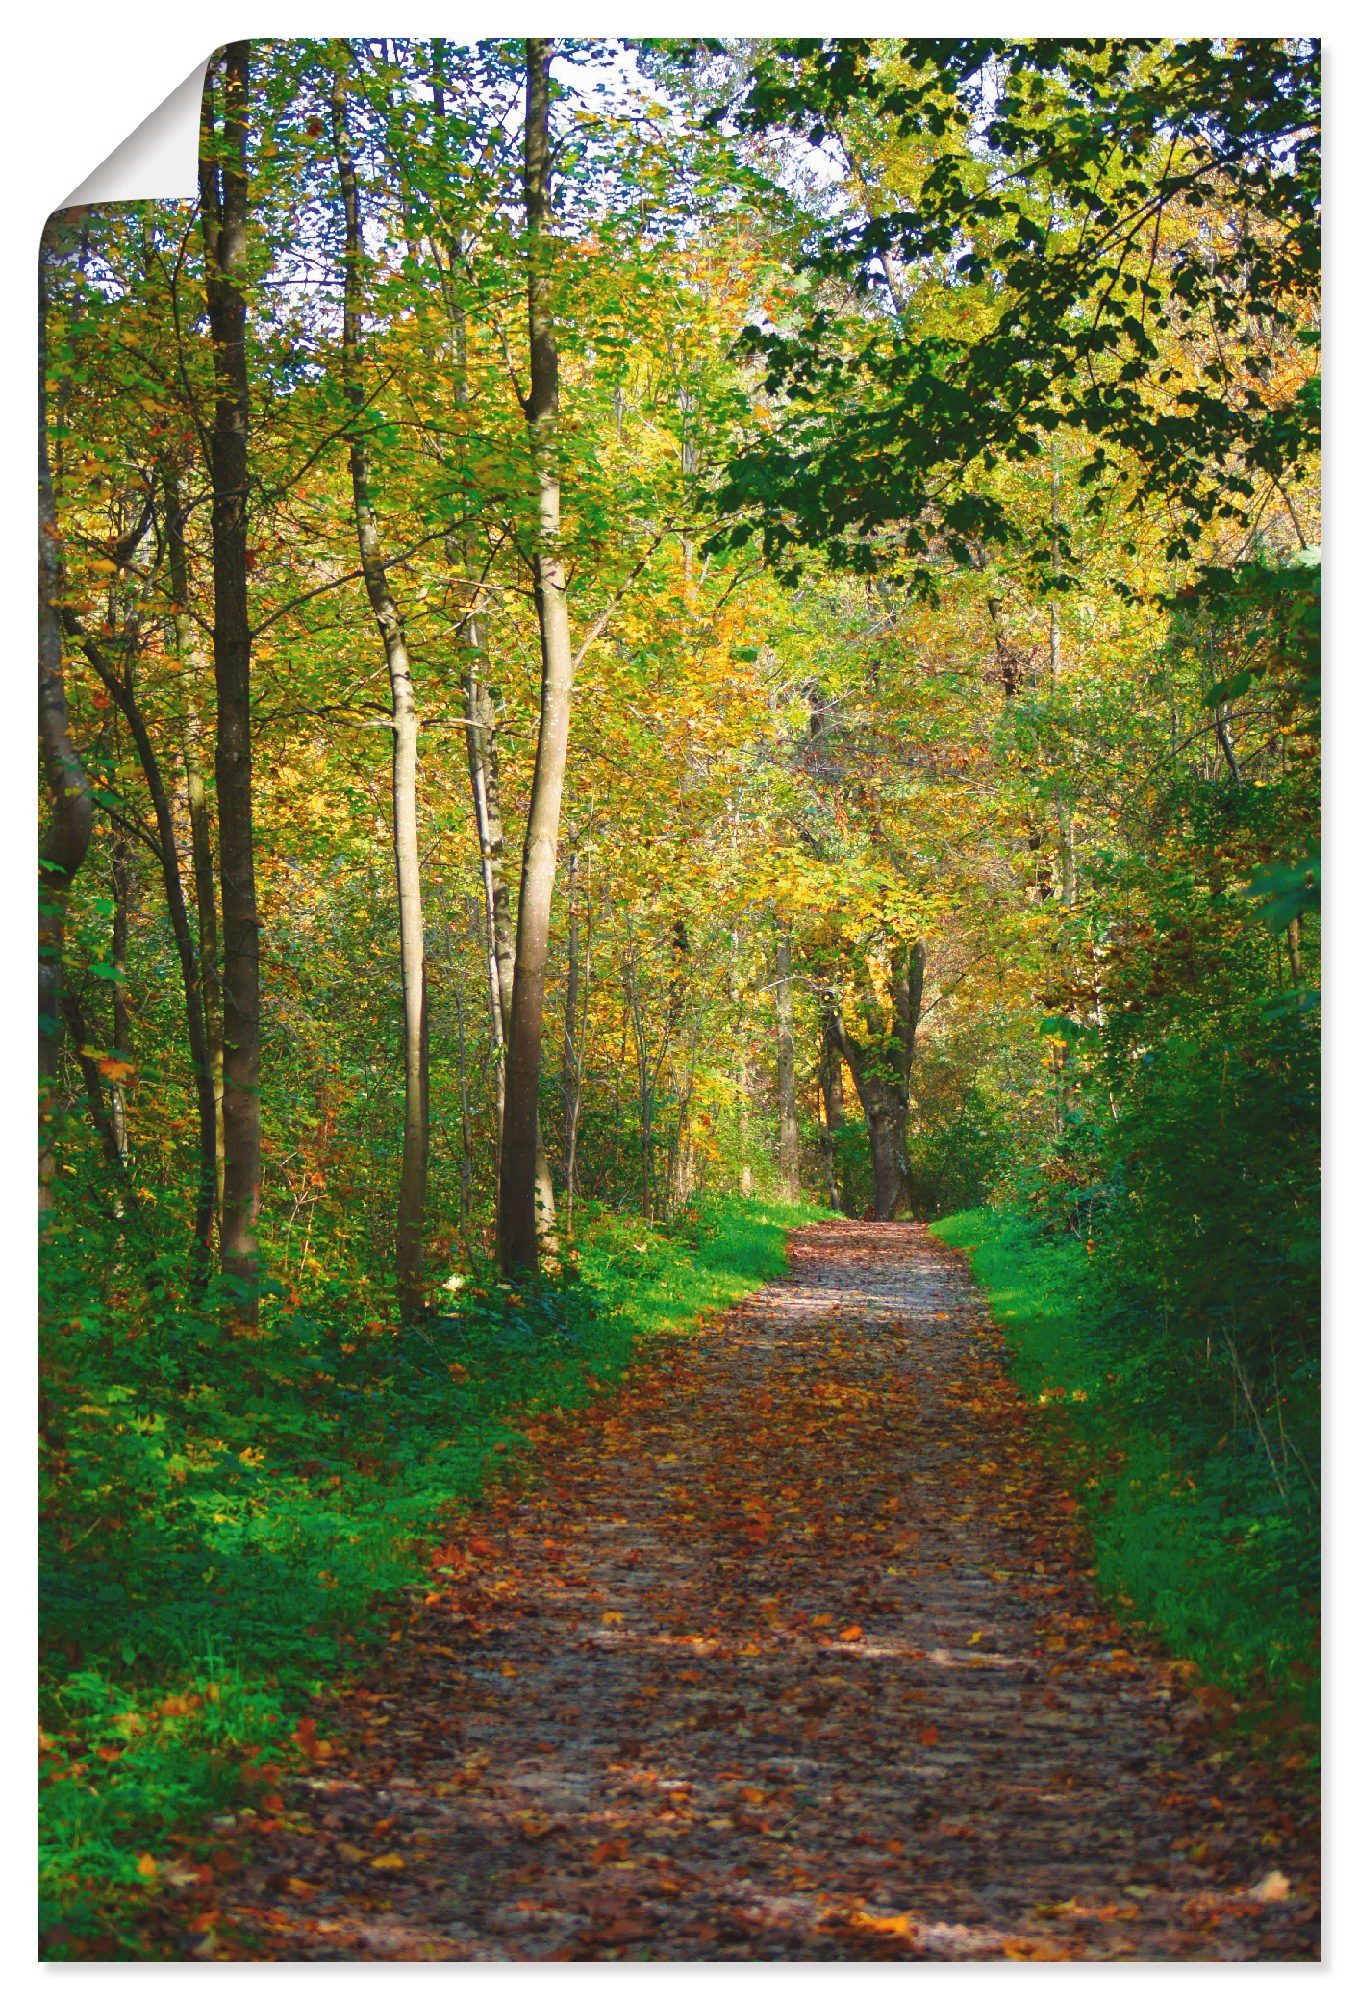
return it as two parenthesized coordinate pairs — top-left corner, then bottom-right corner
(206, 1220), (1318, 1961)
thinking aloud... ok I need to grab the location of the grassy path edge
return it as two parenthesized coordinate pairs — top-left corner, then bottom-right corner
(40, 1196), (823, 1956)
(931, 1206), (1318, 1752)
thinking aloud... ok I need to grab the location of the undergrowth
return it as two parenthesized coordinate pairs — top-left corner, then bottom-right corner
(38, 1193), (815, 1955)
(932, 1205), (1320, 1746)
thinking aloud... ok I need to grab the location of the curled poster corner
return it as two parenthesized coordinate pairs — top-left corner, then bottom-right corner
(62, 57), (210, 210)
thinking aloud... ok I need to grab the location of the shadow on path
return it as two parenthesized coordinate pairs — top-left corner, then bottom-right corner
(190, 1221), (1319, 1960)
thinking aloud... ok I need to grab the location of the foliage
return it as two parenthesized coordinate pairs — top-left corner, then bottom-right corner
(39, 1192), (815, 1951)
(933, 1206), (1318, 1732)
(717, 37), (1320, 583)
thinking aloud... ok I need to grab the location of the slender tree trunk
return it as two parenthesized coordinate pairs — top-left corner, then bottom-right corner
(108, 826), (133, 1161)
(668, 1021), (702, 1213)
(737, 1054), (755, 1197)
(1049, 441), (1063, 682)
(428, 72), (561, 1255)
(68, 622), (218, 1271)
(459, 628), (559, 1253)
(621, 944), (654, 1219)
(561, 848), (591, 1235)
(452, 990), (474, 1231)
(166, 464), (226, 1225)
(891, 940), (926, 1218)
(1058, 811), (1077, 906)
(38, 225), (95, 1212)
(1214, 704), (1243, 784)
(426, 66), (541, 1232)
(774, 920), (799, 1201)
(562, 849), (581, 1161)
(464, 633), (509, 1117)
(729, 932), (754, 1195)
(202, 43), (261, 1315)
(331, 65), (430, 1318)
(62, 985), (127, 1174)
(435, 204), (514, 1131)
(499, 38), (575, 1274)
(818, 1006), (844, 1212)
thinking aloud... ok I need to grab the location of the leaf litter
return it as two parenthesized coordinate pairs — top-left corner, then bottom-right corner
(153, 1222), (1318, 1961)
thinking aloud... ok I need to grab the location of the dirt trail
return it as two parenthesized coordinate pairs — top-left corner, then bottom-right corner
(200, 1221), (1318, 1961)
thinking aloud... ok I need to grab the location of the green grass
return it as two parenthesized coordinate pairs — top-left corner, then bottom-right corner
(932, 1205), (1319, 1738)
(39, 1193), (819, 1955)
(575, 1193), (822, 1337)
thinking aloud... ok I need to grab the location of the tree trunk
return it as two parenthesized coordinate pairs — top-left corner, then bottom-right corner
(67, 621), (218, 1273)
(890, 938), (926, 1217)
(434, 193), (515, 1133)
(729, 933), (754, 1195)
(561, 848), (590, 1234)
(166, 464), (226, 1226)
(828, 1000), (909, 1222)
(774, 921), (799, 1201)
(458, 616), (560, 1257)
(108, 825), (133, 1162)
(866, 1107), (906, 1220)
(1058, 808), (1077, 906)
(737, 1051), (754, 1197)
(499, 38), (575, 1275)
(463, 628), (510, 1117)
(202, 43), (261, 1316)
(332, 64), (429, 1319)
(818, 1005), (843, 1212)
(621, 944), (653, 1219)
(38, 224), (95, 1212)
(452, 989), (474, 1231)
(427, 74), (562, 1266)
(61, 985), (124, 1174)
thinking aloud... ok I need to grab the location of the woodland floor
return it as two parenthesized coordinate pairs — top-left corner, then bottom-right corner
(173, 1221), (1319, 1961)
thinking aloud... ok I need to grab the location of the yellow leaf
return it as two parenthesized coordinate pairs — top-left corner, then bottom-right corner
(370, 1852), (405, 1871)
(136, 1853), (158, 1878)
